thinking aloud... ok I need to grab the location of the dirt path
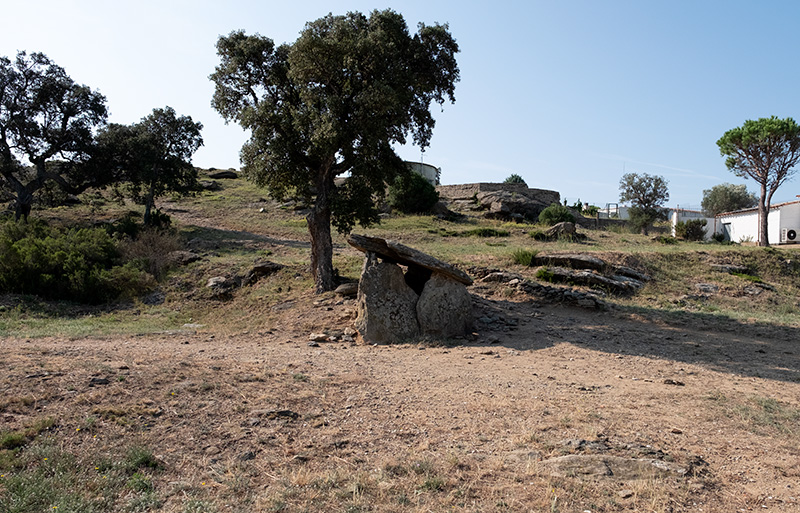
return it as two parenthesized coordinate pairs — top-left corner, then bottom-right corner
(2, 291), (799, 511)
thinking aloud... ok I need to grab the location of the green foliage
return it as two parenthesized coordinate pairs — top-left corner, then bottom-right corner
(582, 204), (600, 217)
(511, 248), (537, 266)
(0, 220), (155, 303)
(655, 235), (678, 245)
(701, 183), (757, 216)
(535, 267), (555, 282)
(674, 219), (707, 241)
(0, 51), (108, 220)
(210, 9), (459, 291)
(503, 174), (527, 186)
(538, 203), (575, 226)
(460, 228), (509, 237)
(619, 173), (669, 235)
(388, 173), (439, 213)
(717, 117), (800, 245)
(102, 107), (203, 225)
(732, 272), (763, 283)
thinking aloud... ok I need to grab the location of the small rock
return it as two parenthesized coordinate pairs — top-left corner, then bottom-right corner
(334, 282), (359, 297)
(617, 489), (634, 499)
(309, 333), (328, 342)
(663, 379), (685, 386)
(239, 451), (256, 461)
(89, 377), (110, 386)
(308, 341), (320, 347)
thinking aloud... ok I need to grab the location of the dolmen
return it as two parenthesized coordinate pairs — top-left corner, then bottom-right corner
(347, 234), (473, 344)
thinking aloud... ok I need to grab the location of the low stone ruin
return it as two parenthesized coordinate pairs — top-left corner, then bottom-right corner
(347, 234), (473, 344)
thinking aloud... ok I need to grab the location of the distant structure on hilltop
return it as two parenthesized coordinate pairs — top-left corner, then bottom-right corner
(405, 161), (440, 186)
(436, 182), (560, 206)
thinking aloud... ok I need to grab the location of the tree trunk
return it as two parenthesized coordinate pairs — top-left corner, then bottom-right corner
(758, 183), (768, 246)
(307, 166), (336, 293)
(143, 183), (156, 226)
(13, 188), (33, 222)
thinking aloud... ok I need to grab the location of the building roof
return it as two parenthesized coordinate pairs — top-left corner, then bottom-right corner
(716, 199), (800, 218)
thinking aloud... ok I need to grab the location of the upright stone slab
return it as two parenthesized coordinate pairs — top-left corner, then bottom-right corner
(355, 253), (420, 344)
(416, 273), (473, 338)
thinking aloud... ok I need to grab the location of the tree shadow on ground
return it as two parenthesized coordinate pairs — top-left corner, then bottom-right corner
(179, 224), (311, 251)
(470, 294), (800, 384)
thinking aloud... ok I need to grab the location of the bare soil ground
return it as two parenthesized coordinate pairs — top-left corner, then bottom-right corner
(2, 283), (799, 512)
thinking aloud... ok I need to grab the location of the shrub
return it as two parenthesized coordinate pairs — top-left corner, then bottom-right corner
(538, 203), (575, 226)
(388, 173), (439, 213)
(656, 235), (678, 244)
(675, 219), (707, 241)
(0, 220), (155, 303)
(511, 249), (537, 266)
(460, 228), (509, 237)
(119, 228), (181, 279)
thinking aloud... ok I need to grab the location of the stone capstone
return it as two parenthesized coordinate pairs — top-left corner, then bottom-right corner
(354, 254), (420, 344)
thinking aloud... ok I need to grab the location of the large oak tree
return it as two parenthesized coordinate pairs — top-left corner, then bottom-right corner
(717, 116), (800, 246)
(210, 9), (459, 292)
(0, 52), (107, 220)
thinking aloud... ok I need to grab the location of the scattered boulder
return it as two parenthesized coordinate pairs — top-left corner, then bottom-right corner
(199, 180), (222, 191)
(206, 276), (235, 297)
(168, 250), (203, 266)
(544, 221), (577, 239)
(334, 282), (359, 298)
(241, 260), (283, 287)
(695, 283), (719, 294)
(208, 170), (238, 179)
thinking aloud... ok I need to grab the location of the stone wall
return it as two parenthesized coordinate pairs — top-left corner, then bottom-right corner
(437, 183), (560, 206)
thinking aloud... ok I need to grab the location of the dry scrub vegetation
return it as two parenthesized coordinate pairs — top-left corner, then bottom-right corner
(1, 171), (800, 512)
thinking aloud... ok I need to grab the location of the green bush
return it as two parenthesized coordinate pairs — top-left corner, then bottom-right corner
(460, 228), (509, 237)
(0, 220), (155, 303)
(538, 203), (575, 226)
(675, 219), (707, 241)
(388, 173), (439, 214)
(511, 249), (537, 266)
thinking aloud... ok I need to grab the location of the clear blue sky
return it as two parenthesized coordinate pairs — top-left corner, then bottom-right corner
(3, 0), (800, 210)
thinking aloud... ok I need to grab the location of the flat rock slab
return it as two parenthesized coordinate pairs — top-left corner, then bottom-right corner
(539, 454), (688, 480)
(348, 234), (472, 285)
(541, 266), (642, 294)
(534, 253), (606, 271)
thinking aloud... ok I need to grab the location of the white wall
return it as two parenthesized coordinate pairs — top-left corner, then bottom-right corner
(718, 208), (783, 243)
(670, 210), (714, 240)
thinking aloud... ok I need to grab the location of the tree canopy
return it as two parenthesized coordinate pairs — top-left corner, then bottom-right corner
(717, 116), (800, 246)
(701, 183), (757, 216)
(619, 172), (669, 235)
(503, 174), (527, 186)
(113, 107), (204, 225)
(210, 9), (459, 292)
(0, 51), (108, 220)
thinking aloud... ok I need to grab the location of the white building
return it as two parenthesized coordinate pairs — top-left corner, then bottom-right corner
(715, 200), (800, 244)
(670, 209), (715, 240)
(405, 161), (440, 185)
